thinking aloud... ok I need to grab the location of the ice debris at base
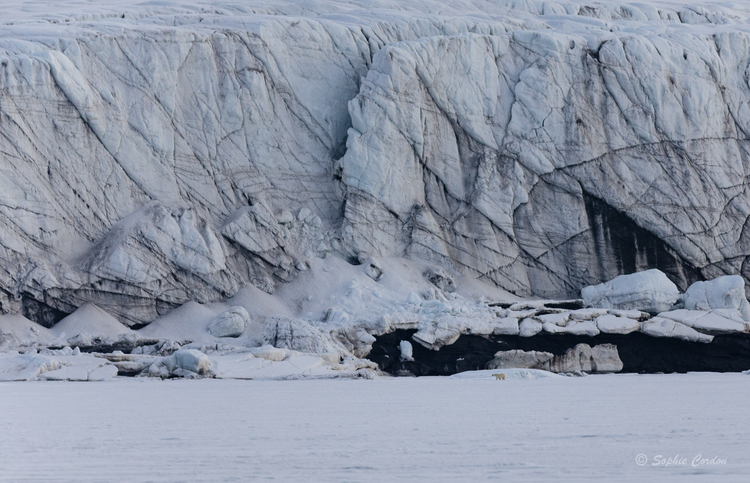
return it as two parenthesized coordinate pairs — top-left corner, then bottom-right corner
(364, 258), (384, 282)
(683, 276), (750, 322)
(640, 318), (714, 343)
(399, 341), (414, 362)
(262, 315), (345, 355)
(657, 309), (749, 335)
(581, 270), (680, 314)
(207, 307), (249, 338)
(595, 315), (641, 335)
(0, 349), (119, 382)
(1, 262), (749, 380)
(487, 344), (623, 374)
(486, 350), (554, 371)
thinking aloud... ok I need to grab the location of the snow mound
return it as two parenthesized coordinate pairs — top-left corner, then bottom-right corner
(0, 315), (61, 349)
(51, 303), (132, 340)
(139, 301), (222, 342)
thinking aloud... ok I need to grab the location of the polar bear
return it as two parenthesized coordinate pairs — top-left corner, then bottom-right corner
(493, 373), (506, 380)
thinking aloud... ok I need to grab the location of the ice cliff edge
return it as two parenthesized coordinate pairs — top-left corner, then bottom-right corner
(0, 1), (749, 325)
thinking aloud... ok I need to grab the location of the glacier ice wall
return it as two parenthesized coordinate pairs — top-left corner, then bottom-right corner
(0, 0), (749, 325)
(341, 26), (750, 298)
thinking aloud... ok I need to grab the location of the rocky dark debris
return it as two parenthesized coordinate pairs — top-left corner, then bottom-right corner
(368, 330), (750, 376)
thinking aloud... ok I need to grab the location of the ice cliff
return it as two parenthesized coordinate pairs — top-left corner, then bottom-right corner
(0, 0), (750, 326)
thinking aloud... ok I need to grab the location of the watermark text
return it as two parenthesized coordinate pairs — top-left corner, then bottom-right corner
(635, 453), (727, 467)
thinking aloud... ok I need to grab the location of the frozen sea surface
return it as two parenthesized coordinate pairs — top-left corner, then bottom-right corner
(1, 373), (749, 482)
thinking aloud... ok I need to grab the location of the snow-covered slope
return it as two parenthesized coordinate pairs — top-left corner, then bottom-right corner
(0, 0), (750, 326)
